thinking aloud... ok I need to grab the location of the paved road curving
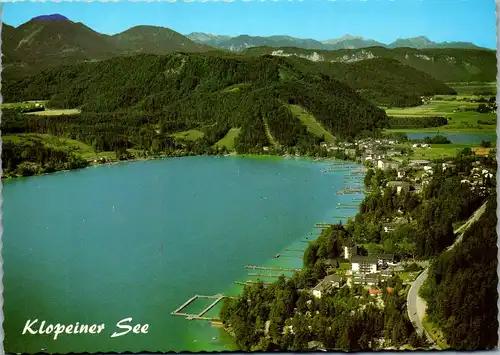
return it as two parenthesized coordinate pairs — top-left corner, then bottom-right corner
(406, 202), (488, 348)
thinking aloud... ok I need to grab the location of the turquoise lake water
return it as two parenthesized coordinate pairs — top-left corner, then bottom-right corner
(3, 156), (363, 353)
(406, 132), (497, 144)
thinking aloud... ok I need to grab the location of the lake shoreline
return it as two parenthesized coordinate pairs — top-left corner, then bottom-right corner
(1, 151), (359, 181)
(211, 159), (367, 351)
(3, 154), (364, 353)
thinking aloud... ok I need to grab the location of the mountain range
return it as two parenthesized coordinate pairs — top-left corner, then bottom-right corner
(2, 15), (215, 81)
(186, 32), (486, 52)
(2, 14), (495, 83)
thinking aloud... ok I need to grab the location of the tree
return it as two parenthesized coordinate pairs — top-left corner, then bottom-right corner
(480, 140), (492, 148)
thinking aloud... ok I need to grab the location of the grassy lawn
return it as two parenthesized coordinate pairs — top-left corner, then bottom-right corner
(289, 105), (335, 143)
(395, 270), (420, 284)
(171, 129), (205, 141)
(2, 133), (115, 160)
(404, 143), (480, 160)
(384, 98), (496, 133)
(215, 128), (241, 150)
(339, 262), (351, 270)
(25, 108), (81, 116)
(422, 315), (450, 350)
(448, 82), (497, 95)
(0, 101), (48, 109)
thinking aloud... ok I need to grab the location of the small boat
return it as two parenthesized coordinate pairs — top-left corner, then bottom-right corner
(41, 346), (48, 351)
(274, 254), (281, 258)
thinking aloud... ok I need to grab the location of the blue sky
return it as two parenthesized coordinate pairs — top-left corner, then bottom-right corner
(1, 0), (497, 48)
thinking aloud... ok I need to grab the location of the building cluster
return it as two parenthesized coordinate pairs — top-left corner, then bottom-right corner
(319, 137), (400, 160)
(459, 161), (495, 196)
(310, 244), (399, 299)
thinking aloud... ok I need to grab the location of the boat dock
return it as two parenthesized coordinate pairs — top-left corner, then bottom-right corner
(171, 294), (229, 321)
(234, 280), (274, 286)
(245, 265), (301, 272)
(248, 272), (290, 278)
(314, 223), (332, 228)
(172, 171), (366, 324)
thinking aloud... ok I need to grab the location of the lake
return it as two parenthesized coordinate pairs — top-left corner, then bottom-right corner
(3, 156), (363, 353)
(406, 132), (497, 144)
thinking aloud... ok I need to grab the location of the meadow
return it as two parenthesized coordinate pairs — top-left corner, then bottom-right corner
(215, 128), (241, 150)
(384, 99), (496, 133)
(394, 143), (487, 161)
(289, 104), (336, 143)
(2, 133), (114, 160)
(447, 82), (497, 95)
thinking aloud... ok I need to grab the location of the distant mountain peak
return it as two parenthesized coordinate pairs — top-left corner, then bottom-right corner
(31, 14), (70, 21)
(340, 34), (363, 40)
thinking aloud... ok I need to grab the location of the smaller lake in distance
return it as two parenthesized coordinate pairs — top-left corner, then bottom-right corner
(406, 132), (497, 144)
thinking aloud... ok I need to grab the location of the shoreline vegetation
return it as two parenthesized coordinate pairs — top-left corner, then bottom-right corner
(0, 149), (358, 180)
(217, 147), (497, 351)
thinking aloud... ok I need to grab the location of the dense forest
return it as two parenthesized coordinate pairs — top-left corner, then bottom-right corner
(357, 151), (495, 258)
(420, 195), (498, 350)
(244, 46), (497, 83)
(388, 116), (448, 129)
(3, 54), (389, 161)
(278, 56), (456, 107)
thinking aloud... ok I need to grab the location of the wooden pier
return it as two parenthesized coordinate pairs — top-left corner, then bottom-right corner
(234, 281), (274, 286)
(171, 294), (228, 321)
(336, 189), (366, 195)
(245, 265), (301, 272)
(248, 272), (291, 278)
(314, 223), (332, 228)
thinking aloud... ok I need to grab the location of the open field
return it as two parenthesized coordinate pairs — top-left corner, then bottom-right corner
(289, 105), (335, 143)
(395, 270), (420, 284)
(171, 129), (205, 141)
(25, 108), (81, 116)
(384, 99), (496, 133)
(447, 82), (497, 95)
(2, 133), (115, 160)
(215, 128), (241, 150)
(394, 143), (486, 160)
(0, 101), (47, 109)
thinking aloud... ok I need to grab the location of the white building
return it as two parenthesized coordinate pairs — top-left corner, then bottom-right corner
(312, 274), (343, 298)
(351, 256), (378, 274)
(344, 245), (358, 260)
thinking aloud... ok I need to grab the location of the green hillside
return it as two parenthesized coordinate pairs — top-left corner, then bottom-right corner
(3, 53), (388, 158)
(242, 46), (497, 83)
(2, 18), (219, 81)
(111, 25), (214, 55)
(279, 56), (456, 106)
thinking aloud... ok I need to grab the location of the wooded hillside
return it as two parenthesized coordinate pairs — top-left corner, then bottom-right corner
(3, 53), (389, 158)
